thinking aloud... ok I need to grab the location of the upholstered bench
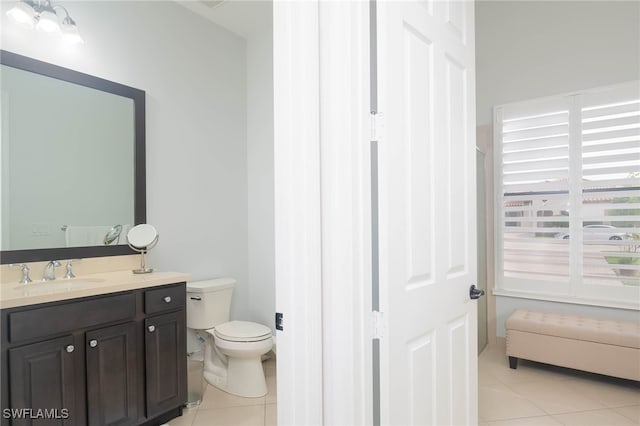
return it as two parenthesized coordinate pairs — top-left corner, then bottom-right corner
(506, 309), (640, 381)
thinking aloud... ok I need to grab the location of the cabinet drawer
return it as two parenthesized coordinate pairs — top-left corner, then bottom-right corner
(144, 284), (185, 314)
(8, 292), (135, 343)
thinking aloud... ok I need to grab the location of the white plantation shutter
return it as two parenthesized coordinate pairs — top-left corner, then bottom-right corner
(580, 87), (640, 295)
(495, 81), (640, 306)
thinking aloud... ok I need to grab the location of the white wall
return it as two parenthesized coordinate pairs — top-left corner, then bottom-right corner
(475, 1), (640, 336)
(246, 22), (275, 332)
(1, 1), (251, 320)
(476, 0), (640, 126)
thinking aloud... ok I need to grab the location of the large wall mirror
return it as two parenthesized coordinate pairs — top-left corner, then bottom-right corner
(0, 50), (146, 264)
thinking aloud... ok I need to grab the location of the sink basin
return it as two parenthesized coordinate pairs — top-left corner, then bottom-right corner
(13, 277), (105, 295)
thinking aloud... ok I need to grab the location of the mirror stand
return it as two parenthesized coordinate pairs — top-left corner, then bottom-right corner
(133, 248), (153, 274)
(127, 224), (159, 274)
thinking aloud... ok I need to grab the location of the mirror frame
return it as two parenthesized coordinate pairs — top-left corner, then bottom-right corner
(0, 50), (146, 264)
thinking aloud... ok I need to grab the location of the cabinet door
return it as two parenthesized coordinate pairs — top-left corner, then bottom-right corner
(8, 335), (77, 426)
(86, 322), (137, 426)
(145, 311), (187, 418)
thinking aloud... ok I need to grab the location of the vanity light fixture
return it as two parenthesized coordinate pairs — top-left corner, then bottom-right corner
(6, 0), (83, 44)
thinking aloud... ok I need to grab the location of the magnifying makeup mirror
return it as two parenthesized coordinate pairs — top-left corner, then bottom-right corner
(126, 224), (159, 274)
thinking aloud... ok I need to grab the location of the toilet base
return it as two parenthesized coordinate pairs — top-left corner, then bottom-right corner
(204, 357), (267, 398)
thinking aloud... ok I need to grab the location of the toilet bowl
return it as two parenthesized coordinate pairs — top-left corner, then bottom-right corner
(186, 279), (273, 398)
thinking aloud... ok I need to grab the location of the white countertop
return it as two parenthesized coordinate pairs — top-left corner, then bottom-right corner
(0, 270), (190, 309)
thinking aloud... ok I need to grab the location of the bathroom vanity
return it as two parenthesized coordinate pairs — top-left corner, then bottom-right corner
(0, 50), (190, 424)
(0, 271), (189, 426)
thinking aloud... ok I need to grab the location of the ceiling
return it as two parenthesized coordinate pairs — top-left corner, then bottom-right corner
(176, 0), (271, 39)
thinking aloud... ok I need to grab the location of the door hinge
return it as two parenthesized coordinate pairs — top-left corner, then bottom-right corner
(371, 112), (384, 142)
(371, 310), (385, 340)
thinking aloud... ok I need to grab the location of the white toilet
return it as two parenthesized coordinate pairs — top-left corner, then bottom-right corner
(186, 278), (273, 398)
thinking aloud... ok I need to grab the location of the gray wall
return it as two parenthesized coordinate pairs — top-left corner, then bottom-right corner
(476, 0), (640, 126)
(475, 0), (640, 335)
(246, 24), (275, 333)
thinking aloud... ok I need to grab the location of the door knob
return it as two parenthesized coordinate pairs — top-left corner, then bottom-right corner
(66, 345), (75, 353)
(89, 340), (98, 348)
(164, 296), (172, 303)
(148, 325), (155, 332)
(469, 284), (485, 300)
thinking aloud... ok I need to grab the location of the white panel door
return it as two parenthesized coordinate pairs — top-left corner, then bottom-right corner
(377, 1), (478, 424)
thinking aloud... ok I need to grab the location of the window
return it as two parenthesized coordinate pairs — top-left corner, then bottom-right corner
(495, 81), (640, 307)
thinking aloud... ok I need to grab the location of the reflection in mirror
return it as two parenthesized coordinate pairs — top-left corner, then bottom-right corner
(0, 50), (146, 264)
(1, 64), (134, 250)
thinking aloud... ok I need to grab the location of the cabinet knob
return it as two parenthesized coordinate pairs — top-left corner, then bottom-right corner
(148, 325), (155, 332)
(66, 345), (75, 353)
(163, 296), (172, 303)
(89, 340), (98, 348)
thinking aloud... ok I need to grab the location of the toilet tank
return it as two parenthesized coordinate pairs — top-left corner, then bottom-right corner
(186, 278), (235, 329)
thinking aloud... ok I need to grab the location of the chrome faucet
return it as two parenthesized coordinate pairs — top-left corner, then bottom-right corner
(42, 260), (62, 281)
(10, 263), (32, 284)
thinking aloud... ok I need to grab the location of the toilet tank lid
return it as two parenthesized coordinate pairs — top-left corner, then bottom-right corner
(187, 277), (236, 293)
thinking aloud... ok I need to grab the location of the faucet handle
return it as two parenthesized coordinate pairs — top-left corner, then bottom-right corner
(10, 264), (32, 284)
(63, 259), (80, 279)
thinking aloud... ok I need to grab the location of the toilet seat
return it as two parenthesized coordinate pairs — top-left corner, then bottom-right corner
(213, 320), (272, 343)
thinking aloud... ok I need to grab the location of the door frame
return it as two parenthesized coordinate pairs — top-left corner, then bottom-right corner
(319, 1), (373, 424)
(273, 0), (323, 424)
(273, 0), (373, 424)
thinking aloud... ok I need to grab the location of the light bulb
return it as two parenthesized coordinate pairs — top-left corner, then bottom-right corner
(61, 21), (83, 44)
(6, 2), (35, 28)
(62, 25), (84, 44)
(36, 9), (60, 33)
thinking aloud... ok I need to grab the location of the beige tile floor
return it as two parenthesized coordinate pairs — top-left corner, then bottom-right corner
(479, 340), (640, 426)
(170, 343), (639, 425)
(169, 355), (276, 426)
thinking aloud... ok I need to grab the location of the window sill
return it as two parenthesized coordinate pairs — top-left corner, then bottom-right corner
(492, 288), (640, 311)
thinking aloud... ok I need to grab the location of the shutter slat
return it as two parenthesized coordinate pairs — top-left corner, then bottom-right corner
(503, 158), (569, 173)
(582, 114), (640, 131)
(504, 146), (569, 163)
(503, 124), (569, 143)
(503, 181), (569, 194)
(582, 102), (640, 120)
(582, 153), (639, 165)
(582, 178), (640, 189)
(503, 226), (570, 234)
(503, 112), (569, 132)
(583, 165), (640, 177)
(503, 136), (568, 152)
(503, 169), (568, 184)
(502, 217), (569, 224)
(582, 127), (640, 143)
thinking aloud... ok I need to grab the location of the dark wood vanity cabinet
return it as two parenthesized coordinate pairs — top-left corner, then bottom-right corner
(86, 322), (139, 426)
(0, 283), (187, 426)
(8, 335), (77, 426)
(145, 311), (186, 418)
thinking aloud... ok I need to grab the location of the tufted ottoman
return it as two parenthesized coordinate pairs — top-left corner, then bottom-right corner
(505, 309), (640, 381)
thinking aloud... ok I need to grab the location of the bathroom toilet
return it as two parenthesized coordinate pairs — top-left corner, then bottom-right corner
(186, 278), (273, 398)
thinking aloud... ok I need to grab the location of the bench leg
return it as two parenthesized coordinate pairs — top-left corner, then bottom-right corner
(508, 356), (518, 369)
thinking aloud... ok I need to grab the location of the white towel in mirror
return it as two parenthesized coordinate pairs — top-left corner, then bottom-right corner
(118, 224), (133, 244)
